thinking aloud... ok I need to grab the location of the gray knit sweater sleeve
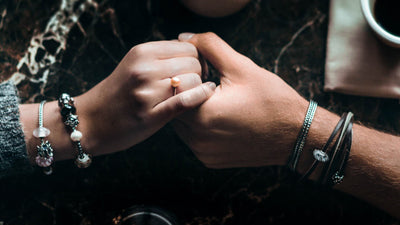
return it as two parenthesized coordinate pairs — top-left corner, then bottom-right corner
(0, 81), (32, 178)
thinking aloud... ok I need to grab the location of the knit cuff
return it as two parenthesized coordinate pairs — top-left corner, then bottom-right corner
(0, 81), (33, 178)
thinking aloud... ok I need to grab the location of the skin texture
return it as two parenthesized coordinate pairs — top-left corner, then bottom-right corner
(175, 32), (400, 219)
(20, 40), (216, 161)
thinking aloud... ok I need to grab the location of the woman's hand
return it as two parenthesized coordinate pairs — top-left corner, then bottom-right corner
(21, 40), (216, 161)
(77, 40), (216, 156)
(173, 32), (313, 168)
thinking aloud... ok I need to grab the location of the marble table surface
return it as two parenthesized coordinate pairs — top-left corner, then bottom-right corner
(1, 0), (400, 224)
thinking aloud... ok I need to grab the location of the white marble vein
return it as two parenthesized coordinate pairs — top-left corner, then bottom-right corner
(10, 0), (97, 90)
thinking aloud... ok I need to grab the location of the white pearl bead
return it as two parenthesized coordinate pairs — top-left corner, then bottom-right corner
(171, 77), (181, 87)
(70, 130), (82, 142)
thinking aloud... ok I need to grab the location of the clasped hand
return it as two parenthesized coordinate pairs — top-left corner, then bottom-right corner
(77, 32), (308, 168)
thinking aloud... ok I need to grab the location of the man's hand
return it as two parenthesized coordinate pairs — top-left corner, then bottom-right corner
(174, 32), (309, 168)
(175, 33), (400, 219)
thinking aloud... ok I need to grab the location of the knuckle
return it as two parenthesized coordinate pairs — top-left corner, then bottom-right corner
(187, 73), (202, 86)
(131, 89), (151, 106)
(185, 42), (198, 53)
(129, 43), (149, 57)
(191, 58), (202, 72)
(200, 32), (218, 41)
(129, 63), (153, 82)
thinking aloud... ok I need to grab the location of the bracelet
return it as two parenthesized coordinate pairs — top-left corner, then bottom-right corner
(287, 100), (318, 172)
(58, 93), (92, 168)
(33, 100), (54, 175)
(331, 121), (353, 185)
(299, 113), (347, 181)
(319, 112), (353, 186)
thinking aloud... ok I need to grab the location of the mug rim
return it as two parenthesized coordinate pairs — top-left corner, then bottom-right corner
(360, 0), (400, 46)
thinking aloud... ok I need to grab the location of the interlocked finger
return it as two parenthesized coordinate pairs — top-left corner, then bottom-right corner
(151, 73), (202, 107)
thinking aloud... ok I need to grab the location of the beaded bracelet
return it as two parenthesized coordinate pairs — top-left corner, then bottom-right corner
(287, 100), (318, 171)
(58, 93), (92, 168)
(33, 100), (54, 175)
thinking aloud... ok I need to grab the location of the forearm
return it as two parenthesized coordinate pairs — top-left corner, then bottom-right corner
(338, 124), (400, 217)
(296, 106), (400, 218)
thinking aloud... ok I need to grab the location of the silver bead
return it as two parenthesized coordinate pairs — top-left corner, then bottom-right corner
(43, 167), (53, 175)
(36, 140), (54, 158)
(332, 171), (344, 184)
(75, 153), (92, 168)
(64, 114), (79, 129)
(313, 149), (329, 162)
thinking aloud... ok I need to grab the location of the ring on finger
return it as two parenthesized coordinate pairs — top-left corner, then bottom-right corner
(171, 77), (181, 95)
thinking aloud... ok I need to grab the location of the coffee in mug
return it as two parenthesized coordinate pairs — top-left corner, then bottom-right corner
(360, 0), (400, 48)
(374, 0), (400, 36)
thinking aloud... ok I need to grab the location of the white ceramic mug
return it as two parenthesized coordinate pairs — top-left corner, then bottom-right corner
(360, 0), (400, 48)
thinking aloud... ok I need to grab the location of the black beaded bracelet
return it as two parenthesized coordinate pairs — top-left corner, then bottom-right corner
(58, 93), (92, 168)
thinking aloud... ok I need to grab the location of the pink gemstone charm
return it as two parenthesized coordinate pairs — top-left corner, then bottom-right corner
(33, 127), (50, 138)
(35, 155), (54, 167)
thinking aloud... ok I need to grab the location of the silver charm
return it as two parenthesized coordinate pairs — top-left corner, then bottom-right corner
(64, 114), (79, 129)
(75, 153), (92, 168)
(332, 171), (344, 184)
(313, 149), (329, 162)
(59, 93), (74, 106)
(37, 140), (54, 158)
(43, 167), (53, 175)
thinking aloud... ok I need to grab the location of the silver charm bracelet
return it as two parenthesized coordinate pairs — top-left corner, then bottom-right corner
(288, 100), (318, 172)
(33, 100), (54, 175)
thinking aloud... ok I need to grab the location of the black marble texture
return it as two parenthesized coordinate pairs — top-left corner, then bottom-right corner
(0, 0), (400, 224)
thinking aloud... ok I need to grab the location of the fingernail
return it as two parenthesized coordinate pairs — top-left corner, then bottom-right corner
(179, 32), (195, 41)
(207, 82), (217, 90)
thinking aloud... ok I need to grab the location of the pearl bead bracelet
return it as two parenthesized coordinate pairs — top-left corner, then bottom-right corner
(58, 93), (92, 168)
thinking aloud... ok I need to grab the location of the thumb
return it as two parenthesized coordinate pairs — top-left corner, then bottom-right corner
(178, 32), (252, 77)
(153, 82), (216, 120)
